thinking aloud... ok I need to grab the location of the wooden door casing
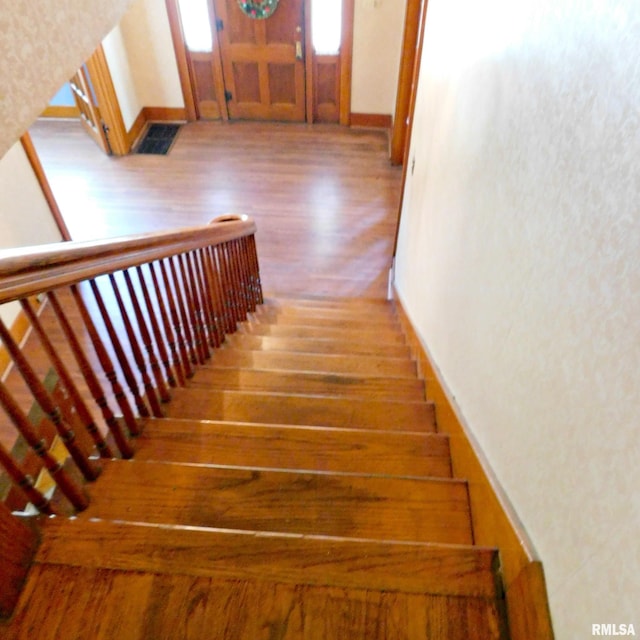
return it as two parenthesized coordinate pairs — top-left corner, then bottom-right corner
(213, 0), (306, 121)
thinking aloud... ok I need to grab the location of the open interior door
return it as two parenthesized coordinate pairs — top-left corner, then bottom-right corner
(69, 65), (111, 154)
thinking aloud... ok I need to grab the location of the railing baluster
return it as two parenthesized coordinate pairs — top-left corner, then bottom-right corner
(219, 243), (242, 325)
(232, 239), (250, 318)
(0, 319), (100, 482)
(206, 246), (233, 336)
(201, 247), (226, 345)
(20, 298), (114, 460)
(136, 265), (178, 389)
(0, 443), (55, 515)
(107, 273), (162, 417)
(48, 291), (133, 458)
(247, 234), (264, 306)
(160, 259), (195, 377)
(193, 249), (220, 348)
(122, 270), (171, 403)
(187, 251), (213, 355)
(211, 245), (235, 334)
(150, 262), (186, 386)
(180, 253), (209, 363)
(88, 279), (150, 419)
(167, 256), (199, 367)
(0, 379), (89, 512)
(71, 285), (141, 437)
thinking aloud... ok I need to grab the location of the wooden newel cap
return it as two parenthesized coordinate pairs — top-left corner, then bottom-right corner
(210, 214), (249, 224)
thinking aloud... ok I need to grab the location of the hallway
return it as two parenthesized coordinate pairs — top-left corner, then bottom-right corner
(30, 119), (403, 299)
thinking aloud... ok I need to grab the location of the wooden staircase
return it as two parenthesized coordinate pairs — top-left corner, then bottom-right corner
(2, 296), (509, 639)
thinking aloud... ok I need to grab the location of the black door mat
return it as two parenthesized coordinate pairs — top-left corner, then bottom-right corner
(136, 123), (181, 155)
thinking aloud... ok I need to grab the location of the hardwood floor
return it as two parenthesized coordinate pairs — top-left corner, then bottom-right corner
(29, 119), (403, 298)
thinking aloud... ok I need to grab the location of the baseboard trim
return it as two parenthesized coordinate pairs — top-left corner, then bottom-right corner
(392, 287), (554, 640)
(127, 107), (189, 150)
(40, 105), (80, 119)
(350, 112), (392, 129)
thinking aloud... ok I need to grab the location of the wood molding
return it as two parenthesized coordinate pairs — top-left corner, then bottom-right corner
(350, 113), (392, 129)
(0, 503), (39, 618)
(165, 0), (198, 121)
(20, 133), (72, 241)
(390, 0), (424, 165)
(304, 0), (314, 123)
(392, 0), (429, 254)
(127, 107), (189, 149)
(127, 108), (148, 150)
(86, 45), (130, 156)
(40, 105), (81, 119)
(339, 0), (355, 126)
(392, 287), (555, 640)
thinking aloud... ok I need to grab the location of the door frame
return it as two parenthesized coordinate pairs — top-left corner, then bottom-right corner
(165, 0), (354, 124)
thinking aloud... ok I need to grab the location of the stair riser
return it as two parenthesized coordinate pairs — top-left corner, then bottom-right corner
(167, 389), (437, 432)
(238, 323), (406, 344)
(224, 334), (411, 358)
(85, 461), (473, 545)
(207, 349), (418, 378)
(188, 368), (425, 402)
(137, 420), (452, 478)
(38, 519), (499, 598)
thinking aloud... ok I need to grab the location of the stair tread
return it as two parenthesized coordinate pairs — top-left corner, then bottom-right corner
(166, 387), (437, 431)
(207, 348), (418, 377)
(37, 517), (499, 598)
(84, 460), (472, 545)
(4, 562), (505, 640)
(223, 333), (411, 357)
(135, 418), (451, 477)
(187, 367), (425, 401)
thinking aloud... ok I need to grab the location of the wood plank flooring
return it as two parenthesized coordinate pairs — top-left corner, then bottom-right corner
(0, 126), (512, 638)
(28, 119), (403, 298)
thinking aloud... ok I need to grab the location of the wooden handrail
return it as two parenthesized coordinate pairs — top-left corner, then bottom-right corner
(0, 216), (256, 304)
(0, 214), (262, 518)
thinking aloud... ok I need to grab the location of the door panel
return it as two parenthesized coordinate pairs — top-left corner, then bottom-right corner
(69, 65), (111, 154)
(214, 0), (306, 121)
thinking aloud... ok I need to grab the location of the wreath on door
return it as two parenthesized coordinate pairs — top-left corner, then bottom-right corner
(237, 0), (280, 19)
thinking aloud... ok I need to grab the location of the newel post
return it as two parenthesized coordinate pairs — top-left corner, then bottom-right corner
(0, 502), (39, 618)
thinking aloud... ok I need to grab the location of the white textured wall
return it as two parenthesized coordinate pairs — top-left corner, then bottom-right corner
(351, 0), (406, 115)
(0, 141), (64, 324)
(394, 0), (640, 637)
(0, 0), (134, 158)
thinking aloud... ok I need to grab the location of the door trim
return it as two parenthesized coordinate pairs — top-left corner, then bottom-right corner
(167, 0), (354, 123)
(392, 0), (429, 256)
(390, 0), (424, 165)
(20, 132), (72, 241)
(85, 46), (129, 156)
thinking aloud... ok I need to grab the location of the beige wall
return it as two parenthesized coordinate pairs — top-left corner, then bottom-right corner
(351, 0), (406, 115)
(118, 0), (184, 113)
(0, 141), (64, 325)
(394, 0), (640, 636)
(0, 0), (134, 158)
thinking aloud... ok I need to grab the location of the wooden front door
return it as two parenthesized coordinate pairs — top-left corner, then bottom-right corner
(69, 65), (111, 154)
(213, 0), (306, 121)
